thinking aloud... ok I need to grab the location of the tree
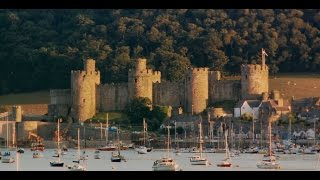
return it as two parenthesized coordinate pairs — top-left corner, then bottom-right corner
(124, 97), (152, 125)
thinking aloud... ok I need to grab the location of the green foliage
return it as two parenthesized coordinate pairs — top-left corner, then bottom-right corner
(176, 127), (184, 134)
(151, 105), (168, 123)
(124, 97), (152, 125)
(0, 10), (320, 95)
(123, 98), (171, 131)
(90, 112), (129, 124)
(240, 113), (253, 122)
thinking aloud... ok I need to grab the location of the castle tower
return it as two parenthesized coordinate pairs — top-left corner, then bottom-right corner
(241, 49), (269, 99)
(71, 59), (100, 122)
(12, 106), (22, 122)
(185, 68), (209, 114)
(128, 58), (161, 102)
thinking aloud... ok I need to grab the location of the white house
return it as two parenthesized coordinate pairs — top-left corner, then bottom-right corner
(234, 100), (261, 120)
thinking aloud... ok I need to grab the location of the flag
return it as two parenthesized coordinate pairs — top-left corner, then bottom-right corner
(262, 48), (268, 56)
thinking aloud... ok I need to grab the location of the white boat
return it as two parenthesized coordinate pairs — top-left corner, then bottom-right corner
(1, 152), (15, 163)
(152, 157), (180, 171)
(190, 117), (209, 166)
(257, 121), (281, 169)
(152, 125), (180, 171)
(50, 118), (64, 167)
(68, 163), (86, 171)
(217, 124), (232, 167)
(33, 151), (44, 158)
(135, 146), (148, 154)
(94, 150), (102, 159)
(190, 155), (209, 165)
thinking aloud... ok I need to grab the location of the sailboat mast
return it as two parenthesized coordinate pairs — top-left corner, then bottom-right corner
(269, 122), (272, 156)
(58, 118), (60, 162)
(118, 126), (120, 155)
(199, 121), (203, 158)
(174, 121), (177, 148)
(106, 113), (109, 145)
(100, 122), (103, 146)
(167, 126), (170, 158)
(143, 118), (146, 146)
(6, 116), (9, 149)
(224, 127), (229, 159)
(77, 128), (80, 160)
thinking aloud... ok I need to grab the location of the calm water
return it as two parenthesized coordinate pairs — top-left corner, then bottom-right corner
(1, 149), (319, 171)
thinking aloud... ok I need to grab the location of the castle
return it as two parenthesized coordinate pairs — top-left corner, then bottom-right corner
(48, 49), (269, 122)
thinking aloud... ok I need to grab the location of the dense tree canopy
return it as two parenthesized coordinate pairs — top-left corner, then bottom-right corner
(0, 9), (320, 94)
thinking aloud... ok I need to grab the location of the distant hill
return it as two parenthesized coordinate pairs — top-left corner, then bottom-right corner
(269, 74), (320, 100)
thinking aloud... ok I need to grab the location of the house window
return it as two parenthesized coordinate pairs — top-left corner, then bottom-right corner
(135, 78), (137, 83)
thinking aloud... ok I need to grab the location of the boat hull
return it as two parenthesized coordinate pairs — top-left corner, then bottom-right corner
(50, 162), (64, 167)
(152, 164), (179, 171)
(111, 157), (121, 162)
(257, 163), (280, 169)
(190, 160), (209, 165)
(217, 163), (232, 167)
(1, 157), (15, 163)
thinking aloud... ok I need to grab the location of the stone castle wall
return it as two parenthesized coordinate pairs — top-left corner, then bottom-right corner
(241, 64), (268, 99)
(98, 83), (129, 111)
(70, 59), (100, 122)
(5, 104), (48, 116)
(153, 81), (185, 108)
(50, 89), (71, 105)
(210, 80), (241, 102)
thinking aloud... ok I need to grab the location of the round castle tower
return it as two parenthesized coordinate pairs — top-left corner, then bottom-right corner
(241, 49), (269, 99)
(128, 58), (161, 102)
(12, 106), (22, 122)
(185, 67), (209, 114)
(71, 59), (100, 122)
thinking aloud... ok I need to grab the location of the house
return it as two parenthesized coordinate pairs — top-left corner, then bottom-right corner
(292, 97), (320, 113)
(234, 100), (261, 119)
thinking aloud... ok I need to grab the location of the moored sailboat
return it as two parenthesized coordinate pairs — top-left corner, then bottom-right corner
(217, 123), (232, 167)
(50, 118), (64, 167)
(257, 121), (280, 169)
(190, 117), (209, 166)
(111, 126), (125, 162)
(152, 125), (180, 171)
(68, 128), (86, 171)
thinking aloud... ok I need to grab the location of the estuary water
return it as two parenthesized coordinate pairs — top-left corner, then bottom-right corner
(0, 149), (319, 171)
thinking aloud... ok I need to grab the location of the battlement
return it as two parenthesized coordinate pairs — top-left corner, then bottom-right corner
(71, 70), (100, 80)
(84, 59), (96, 72)
(241, 64), (268, 71)
(188, 67), (209, 73)
(135, 58), (147, 72)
